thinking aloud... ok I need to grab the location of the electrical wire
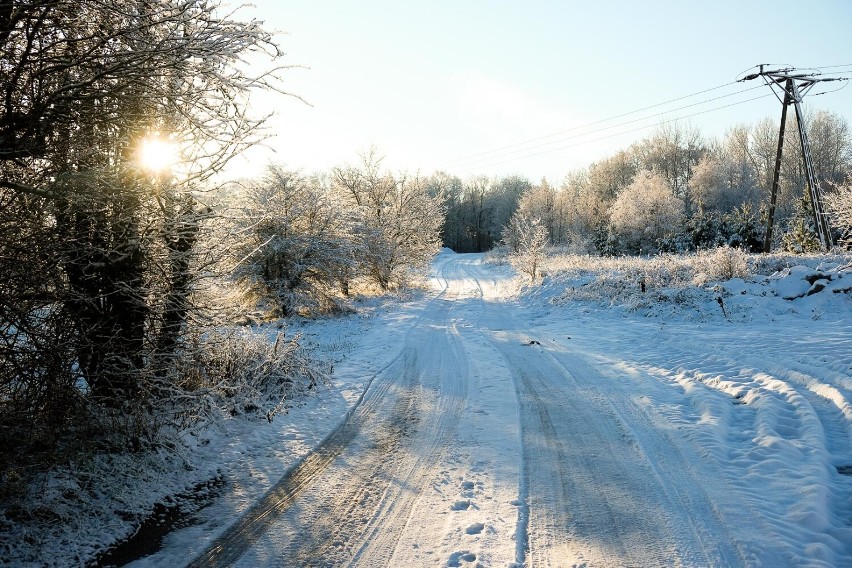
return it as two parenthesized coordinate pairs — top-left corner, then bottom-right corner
(437, 65), (851, 175)
(811, 80), (850, 97)
(450, 92), (775, 174)
(443, 84), (766, 171)
(437, 79), (742, 168)
(810, 63), (852, 69)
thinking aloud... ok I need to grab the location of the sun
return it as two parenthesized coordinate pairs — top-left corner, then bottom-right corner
(138, 135), (179, 173)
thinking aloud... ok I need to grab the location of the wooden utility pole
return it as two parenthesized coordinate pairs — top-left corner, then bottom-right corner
(764, 83), (790, 253)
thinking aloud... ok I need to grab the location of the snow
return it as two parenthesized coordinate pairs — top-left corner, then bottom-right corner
(6, 250), (852, 567)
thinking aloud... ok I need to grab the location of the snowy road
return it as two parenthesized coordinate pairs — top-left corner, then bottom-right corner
(170, 252), (851, 567)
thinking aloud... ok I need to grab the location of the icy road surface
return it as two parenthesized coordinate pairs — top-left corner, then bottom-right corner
(151, 252), (851, 567)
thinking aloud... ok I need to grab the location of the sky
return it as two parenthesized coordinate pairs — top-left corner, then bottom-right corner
(226, 0), (852, 184)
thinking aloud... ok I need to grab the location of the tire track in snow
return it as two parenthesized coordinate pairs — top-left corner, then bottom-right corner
(347, 319), (469, 566)
(475, 302), (748, 566)
(541, 345), (748, 567)
(381, 255), (523, 568)
(189, 255), (470, 567)
(492, 331), (678, 567)
(598, 326), (852, 564)
(186, 343), (416, 568)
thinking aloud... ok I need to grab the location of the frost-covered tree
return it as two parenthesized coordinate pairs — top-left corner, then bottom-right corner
(808, 111), (852, 184)
(435, 173), (528, 253)
(516, 179), (557, 244)
(502, 213), (549, 283)
(0, 0), (290, 460)
(228, 166), (355, 317)
(558, 169), (609, 252)
(608, 170), (685, 254)
(489, 175), (530, 243)
(691, 128), (762, 215)
(429, 171), (466, 250)
(633, 123), (705, 209)
(334, 150), (445, 289)
(825, 183), (852, 246)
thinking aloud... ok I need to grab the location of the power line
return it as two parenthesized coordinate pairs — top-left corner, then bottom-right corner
(437, 65), (851, 176)
(451, 92), (775, 174)
(437, 80), (742, 168)
(808, 63), (852, 69)
(445, 85), (767, 171)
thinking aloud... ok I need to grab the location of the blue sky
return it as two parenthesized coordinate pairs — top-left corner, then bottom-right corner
(230, 1), (852, 183)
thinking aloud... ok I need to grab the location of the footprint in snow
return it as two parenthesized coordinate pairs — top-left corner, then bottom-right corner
(465, 522), (484, 535)
(448, 551), (477, 566)
(450, 499), (471, 511)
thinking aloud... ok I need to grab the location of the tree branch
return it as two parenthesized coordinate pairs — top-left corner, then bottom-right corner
(0, 179), (55, 199)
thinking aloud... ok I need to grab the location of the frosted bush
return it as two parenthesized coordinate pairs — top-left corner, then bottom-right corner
(641, 254), (694, 288)
(607, 171), (685, 254)
(179, 328), (328, 423)
(692, 246), (749, 283)
(824, 183), (852, 245)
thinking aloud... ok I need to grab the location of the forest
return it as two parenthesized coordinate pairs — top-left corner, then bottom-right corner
(436, 114), (851, 256)
(1, 0), (851, 523)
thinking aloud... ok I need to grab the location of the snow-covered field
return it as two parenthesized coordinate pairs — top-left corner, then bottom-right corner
(6, 249), (852, 567)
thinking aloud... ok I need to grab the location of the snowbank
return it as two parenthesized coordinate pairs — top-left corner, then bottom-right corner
(534, 250), (852, 323)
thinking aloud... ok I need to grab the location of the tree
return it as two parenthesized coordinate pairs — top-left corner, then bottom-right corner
(585, 149), (637, 204)
(461, 175), (496, 253)
(0, 1), (287, 187)
(808, 111), (852, 184)
(228, 167), (355, 317)
(516, 179), (557, 244)
(429, 173), (528, 253)
(333, 150), (445, 289)
(691, 153), (759, 215)
(825, 183), (852, 246)
(633, 123), (705, 211)
(488, 175), (529, 242)
(608, 170), (685, 254)
(559, 169), (609, 253)
(502, 213), (549, 283)
(690, 126), (763, 216)
(429, 171), (469, 252)
(0, 0), (289, 455)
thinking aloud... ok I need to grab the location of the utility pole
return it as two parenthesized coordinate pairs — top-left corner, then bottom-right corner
(740, 65), (843, 252)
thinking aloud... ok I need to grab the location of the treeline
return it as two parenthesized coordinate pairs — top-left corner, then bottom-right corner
(428, 113), (851, 256)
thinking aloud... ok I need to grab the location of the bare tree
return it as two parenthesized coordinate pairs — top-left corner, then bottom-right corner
(227, 166), (356, 317)
(0, 0), (292, 459)
(460, 175), (494, 253)
(502, 213), (549, 283)
(334, 150), (445, 289)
